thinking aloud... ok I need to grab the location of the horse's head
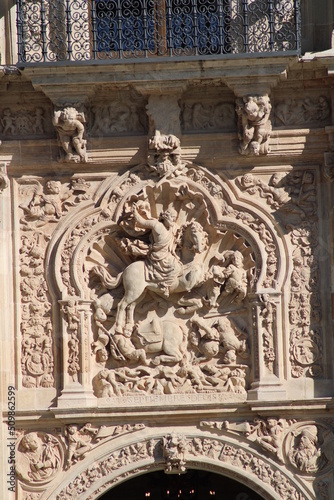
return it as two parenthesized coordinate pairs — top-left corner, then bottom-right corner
(188, 221), (208, 254)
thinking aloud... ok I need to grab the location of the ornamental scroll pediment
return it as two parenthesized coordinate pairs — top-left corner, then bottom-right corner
(44, 149), (287, 404)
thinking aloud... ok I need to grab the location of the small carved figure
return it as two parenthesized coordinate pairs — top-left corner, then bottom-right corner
(236, 95), (272, 155)
(191, 316), (247, 364)
(148, 133), (187, 178)
(112, 326), (149, 365)
(96, 368), (122, 397)
(208, 251), (248, 305)
(1, 108), (15, 135)
(64, 424), (95, 469)
(253, 418), (285, 462)
(33, 107), (45, 134)
(53, 107), (87, 163)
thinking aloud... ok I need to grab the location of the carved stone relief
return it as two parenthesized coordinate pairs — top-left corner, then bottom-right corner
(80, 157), (261, 401)
(0, 106), (53, 139)
(181, 100), (235, 132)
(89, 97), (146, 136)
(54, 434), (307, 500)
(274, 95), (331, 127)
(29, 131), (309, 405)
(236, 95), (272, 156)
(16, 431), (63, 485)
(53, 106), (87, 163)
(200, 419), (334, 477)
(236, 169), (322, 379)
(18, 178), (94, 388)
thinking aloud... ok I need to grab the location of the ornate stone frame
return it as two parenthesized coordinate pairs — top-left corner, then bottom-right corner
(28, 429), (313, 500)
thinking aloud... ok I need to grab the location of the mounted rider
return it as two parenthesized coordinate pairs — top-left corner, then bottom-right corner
(132, 203), (183, 297)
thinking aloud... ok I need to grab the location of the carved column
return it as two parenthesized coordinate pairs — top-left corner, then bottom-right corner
(58, 300), (96, 408)
(248, 292), (286, 401)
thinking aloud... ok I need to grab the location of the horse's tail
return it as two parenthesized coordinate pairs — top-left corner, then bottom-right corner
(92, 265), (123, 289)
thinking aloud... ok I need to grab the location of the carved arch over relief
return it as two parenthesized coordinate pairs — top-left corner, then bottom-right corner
(45, 162), (291, 398)
(40, 431), (313, 500)
(46, 163), (289, 300)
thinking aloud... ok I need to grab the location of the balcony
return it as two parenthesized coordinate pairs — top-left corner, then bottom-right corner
(16, 0), (301, 65)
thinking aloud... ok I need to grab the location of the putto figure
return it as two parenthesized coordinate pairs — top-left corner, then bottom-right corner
(53, 107), (87, 163)
(236, 95), (272, 156)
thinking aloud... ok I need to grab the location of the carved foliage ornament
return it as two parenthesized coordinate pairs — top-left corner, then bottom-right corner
(18, 178), (93, 387)
(56, 435), (304, 500)
(236, 169), (321, 379)
(201, 419), (334, 476)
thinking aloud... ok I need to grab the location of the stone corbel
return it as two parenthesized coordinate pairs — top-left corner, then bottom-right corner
(53, 105), (88, 163)
(224, 71), (285, 157)
(235, 94), (272, 156)
(135, 84), (187, 177)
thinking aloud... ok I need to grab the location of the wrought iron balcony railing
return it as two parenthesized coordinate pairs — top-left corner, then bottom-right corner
(16, 0), (301, 64)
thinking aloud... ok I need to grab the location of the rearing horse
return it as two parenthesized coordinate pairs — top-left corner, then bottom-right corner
(93, 220), (208, 333)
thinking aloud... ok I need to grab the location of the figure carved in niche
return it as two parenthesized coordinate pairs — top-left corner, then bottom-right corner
(16, 432), (62, 484)
(53, 107), (87, 163)
(88, 166), (253, 397)
(236, 95), (272, 155)
(288, 425), (322, 473)
(93, 200), (208, 334)
(205, 251), (247, 306)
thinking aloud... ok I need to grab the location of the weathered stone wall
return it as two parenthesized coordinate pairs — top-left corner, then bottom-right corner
(1, 31), (334, 500)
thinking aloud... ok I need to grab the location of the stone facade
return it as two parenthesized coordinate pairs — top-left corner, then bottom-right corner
(1, 2), (334, 499)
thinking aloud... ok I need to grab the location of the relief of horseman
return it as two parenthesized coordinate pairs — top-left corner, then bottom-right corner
(92, 200), (208, 334)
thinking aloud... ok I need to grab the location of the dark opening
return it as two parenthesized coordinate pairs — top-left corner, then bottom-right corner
(99, 468), (265, 499)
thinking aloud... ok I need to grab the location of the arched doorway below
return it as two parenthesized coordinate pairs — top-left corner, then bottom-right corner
(99, 469), (265, 499)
